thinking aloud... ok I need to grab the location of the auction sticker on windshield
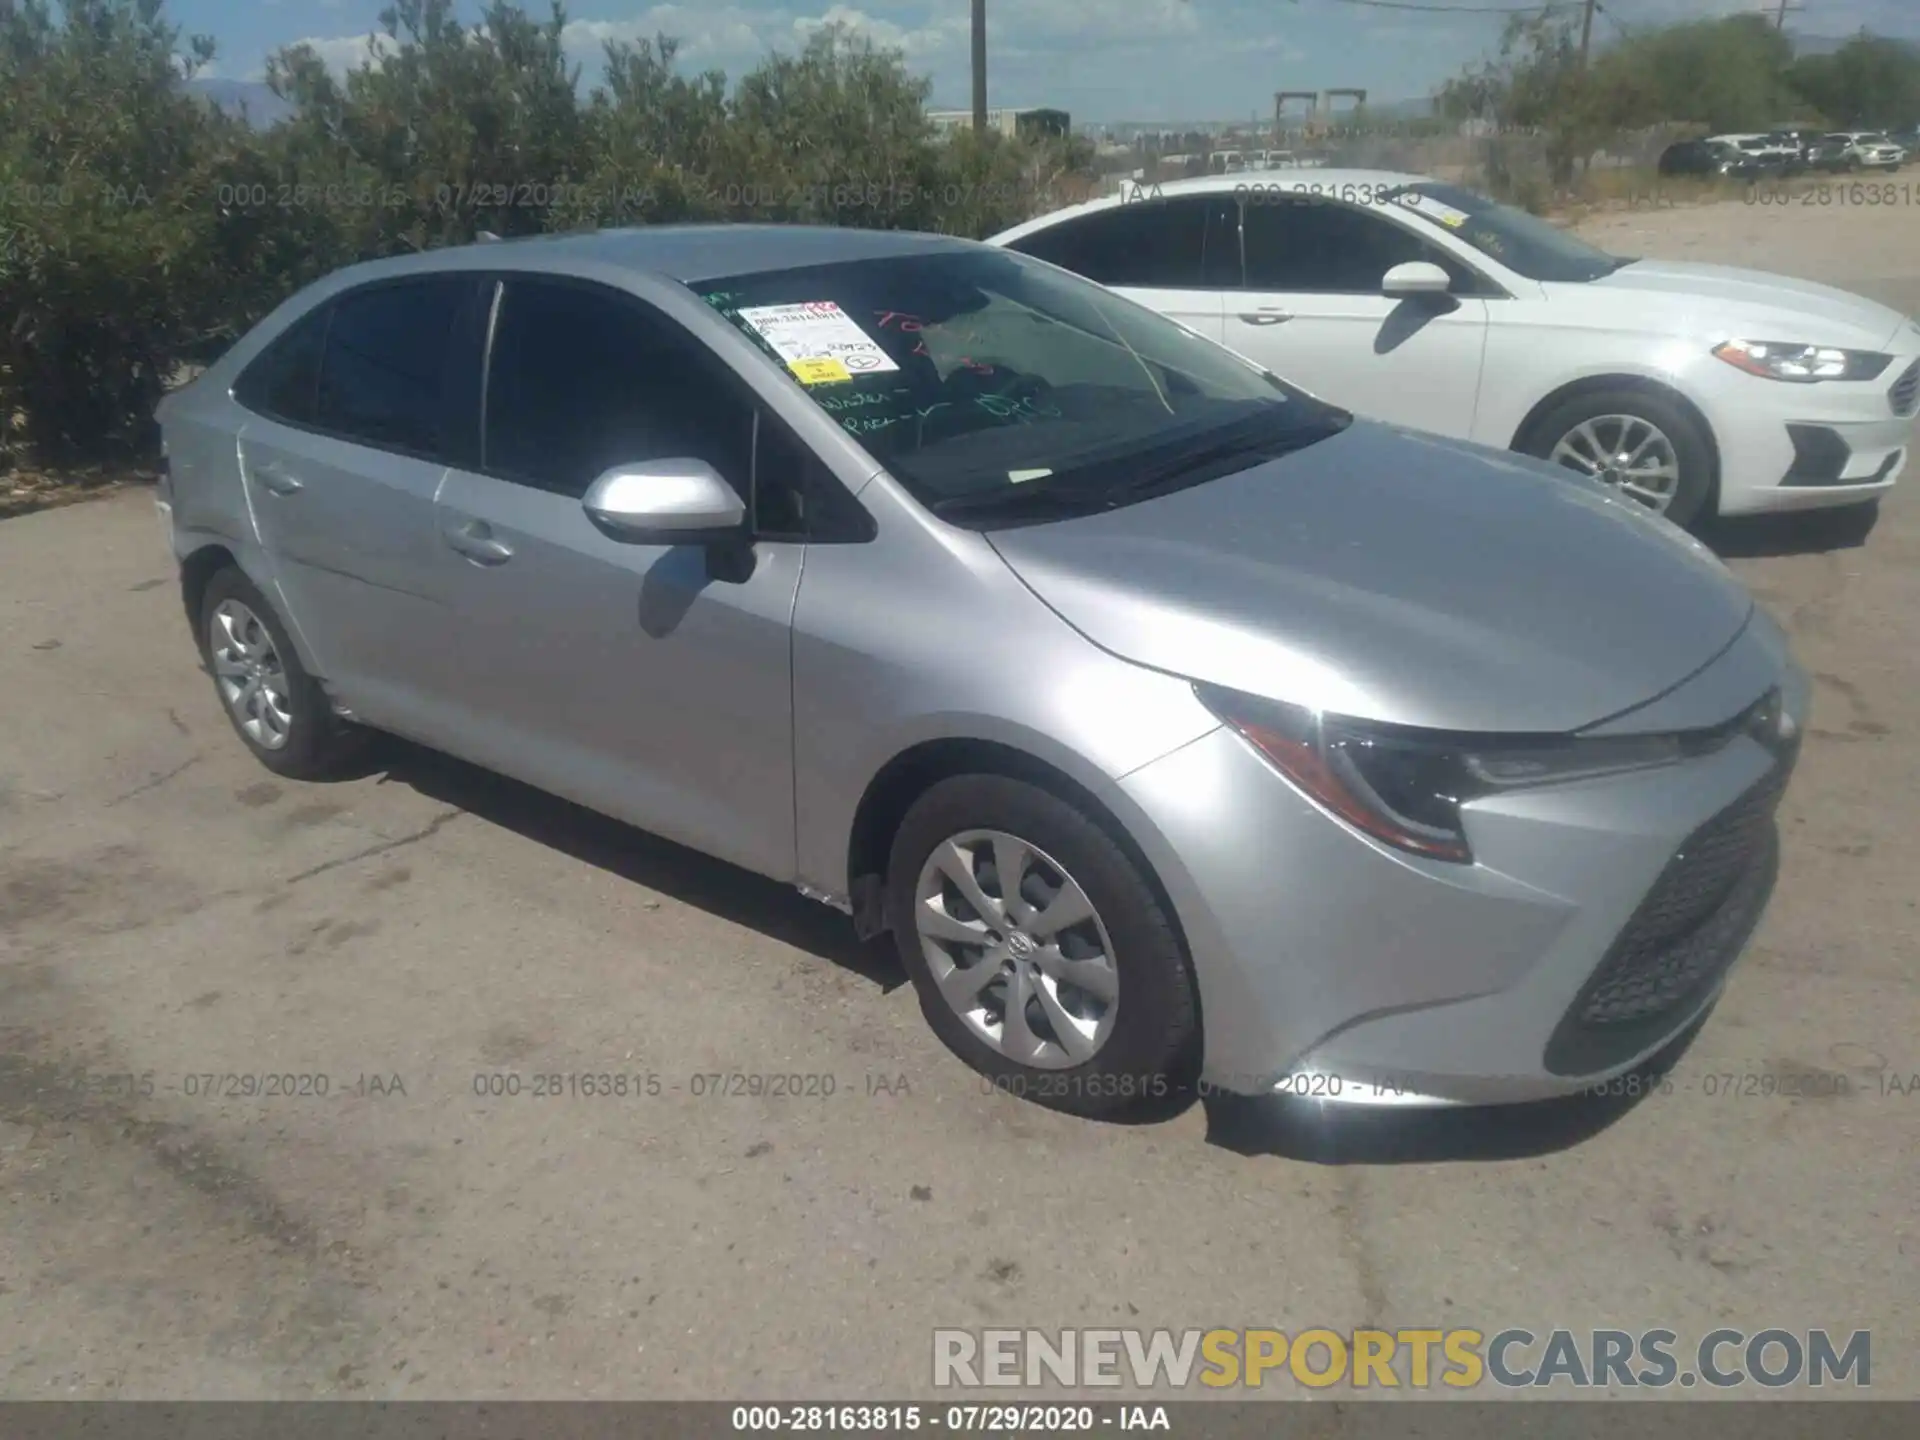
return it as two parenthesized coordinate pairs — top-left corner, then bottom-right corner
(737, 301), (901, 385)
(1394, 192), (1470, 229)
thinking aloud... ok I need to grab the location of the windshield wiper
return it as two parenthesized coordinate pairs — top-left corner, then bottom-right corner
(1097, 413), (1351, 505)
(930, 410), (1350, 524)
(930, 479), (1115, 522)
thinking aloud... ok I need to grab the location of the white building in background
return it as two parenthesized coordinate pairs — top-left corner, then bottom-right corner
(927, 107), (1072, 141)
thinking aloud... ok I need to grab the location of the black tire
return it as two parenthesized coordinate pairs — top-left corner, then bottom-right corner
(885, 774), (1199, 1119)
(1519, 386), (1716, 529)
(197, 566), (369, 780)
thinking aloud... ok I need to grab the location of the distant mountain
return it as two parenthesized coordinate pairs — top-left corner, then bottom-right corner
(186, 78), (296, 128)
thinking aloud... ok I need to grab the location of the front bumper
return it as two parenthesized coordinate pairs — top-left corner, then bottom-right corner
(1709, 355), (1918, 515)
(1118, 619), (1807, 1106)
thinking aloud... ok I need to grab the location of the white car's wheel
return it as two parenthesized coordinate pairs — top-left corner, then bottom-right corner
(1522, 389), (1715, 529)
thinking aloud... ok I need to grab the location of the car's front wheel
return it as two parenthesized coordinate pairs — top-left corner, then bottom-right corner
(197, 566), (368, 780)
(1521, 388), (1715, 528)
(885, 775), (1199, 1118)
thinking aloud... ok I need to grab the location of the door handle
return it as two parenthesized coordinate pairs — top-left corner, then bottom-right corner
(1237, 309), (1293, 326)
(442, 518), (514, 566)
(254, 459), (304, 495)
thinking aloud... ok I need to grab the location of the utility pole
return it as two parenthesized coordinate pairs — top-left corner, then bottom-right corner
(1773, 0), (1803, 30)
(971, 0), (988, 136)
(1578, 0), (1597, 68)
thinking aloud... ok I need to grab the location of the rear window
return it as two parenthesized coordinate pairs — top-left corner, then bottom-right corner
(232, 306), (329, 425)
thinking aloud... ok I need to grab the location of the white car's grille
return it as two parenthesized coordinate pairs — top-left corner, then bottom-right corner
(1892, 360), (1920, 418)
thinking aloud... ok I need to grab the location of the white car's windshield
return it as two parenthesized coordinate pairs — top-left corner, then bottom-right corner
(693, 249), (1350, 524)
(1378, 181), (1627, 284)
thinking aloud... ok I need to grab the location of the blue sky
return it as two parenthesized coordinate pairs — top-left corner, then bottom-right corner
(175, 0), (1920, 123)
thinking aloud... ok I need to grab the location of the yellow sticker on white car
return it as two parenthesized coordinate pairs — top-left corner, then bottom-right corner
(1395, 193), (1470, 229)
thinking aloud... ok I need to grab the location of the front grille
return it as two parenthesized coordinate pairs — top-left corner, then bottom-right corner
(1892, 359), (1920, 418)
(1543, 757), (1792, 1076)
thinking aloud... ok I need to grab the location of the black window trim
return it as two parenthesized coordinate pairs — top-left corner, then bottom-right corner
(230, 272), (490, 465)
(475, 270), (876, 545)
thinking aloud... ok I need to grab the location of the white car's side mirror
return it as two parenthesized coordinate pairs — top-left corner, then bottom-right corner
(1383, 261), (1453, 298)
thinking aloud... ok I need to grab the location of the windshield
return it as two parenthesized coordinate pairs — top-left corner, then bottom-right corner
(1377, 181), (1623, 283)
(693, 248), (1348, 522)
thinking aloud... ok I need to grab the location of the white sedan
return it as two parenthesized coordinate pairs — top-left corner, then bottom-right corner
(988, 171), (1918, 527)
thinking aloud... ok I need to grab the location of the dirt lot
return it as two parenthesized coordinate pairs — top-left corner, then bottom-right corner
(1, 197), (1916, 1402)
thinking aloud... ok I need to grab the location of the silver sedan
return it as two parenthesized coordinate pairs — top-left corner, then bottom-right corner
(155, 224), (1806, 1117)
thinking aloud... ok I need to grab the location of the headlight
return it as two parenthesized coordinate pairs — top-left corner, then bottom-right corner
(1195, 686), (1756, 865)
(1713, 339), (1893, 383)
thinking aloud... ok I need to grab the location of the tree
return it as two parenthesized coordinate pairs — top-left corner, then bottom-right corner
(0, 0), (228, 463)
(1791, 35), (1920, 130)
(1439, 13), (1821, 196)
(1438, 13), (1606, 188)
(1610, 16), (1802, 131)
(266, 0), (585, 252)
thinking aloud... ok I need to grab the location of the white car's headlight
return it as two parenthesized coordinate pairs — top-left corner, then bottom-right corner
(1713, 339), (1894, 383)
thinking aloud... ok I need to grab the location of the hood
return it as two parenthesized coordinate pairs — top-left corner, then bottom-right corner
(987, 422), (1753, 734)
(1586, 260), (1912, 349)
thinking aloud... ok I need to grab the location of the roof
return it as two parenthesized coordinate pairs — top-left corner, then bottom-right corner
(320, 224), (980, 291)
(986, 168), (1432, 246)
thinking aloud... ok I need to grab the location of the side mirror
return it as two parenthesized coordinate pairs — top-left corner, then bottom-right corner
(581, 459), (745, 543)
(1382, 261), (1453, 299)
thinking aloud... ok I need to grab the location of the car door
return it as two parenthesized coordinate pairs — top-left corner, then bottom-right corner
(427, 275), (804, 880)
(232, 274), (488, 728)
(1224, 197), (1492, 437)
(1002, 194), (1239, 343)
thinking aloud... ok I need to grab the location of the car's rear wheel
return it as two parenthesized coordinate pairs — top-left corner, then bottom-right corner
(1522, 388), (1715, 528)
(198, 567), (367, 780)
(885, 775), (1198, 1118)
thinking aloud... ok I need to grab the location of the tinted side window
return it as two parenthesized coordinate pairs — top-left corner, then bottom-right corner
(1009, 197), (1235, 289)
(315, 276), (475, 457)
(233, 305), (329, 424)
(484, 279), (753, 501)
(1241, 201), (1476, 294)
